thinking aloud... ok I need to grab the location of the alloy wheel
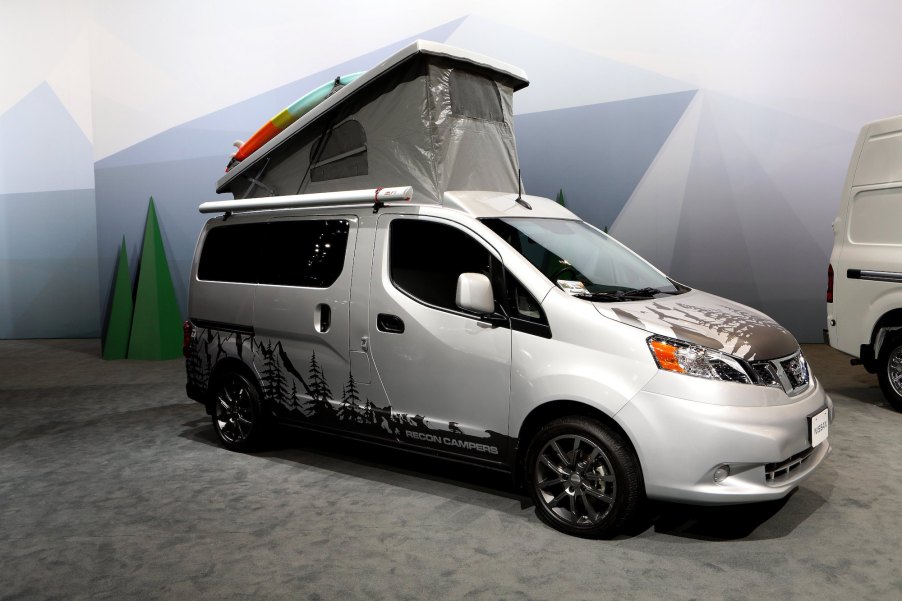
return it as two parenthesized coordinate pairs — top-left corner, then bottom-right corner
(214, 374), (255, 445)
(889, 346), (902, 397)
(534, 434), (617, 527)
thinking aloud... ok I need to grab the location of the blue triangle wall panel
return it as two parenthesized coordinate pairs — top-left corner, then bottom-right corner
(0, 83), (94, 195)
(515, 90), (696, 230)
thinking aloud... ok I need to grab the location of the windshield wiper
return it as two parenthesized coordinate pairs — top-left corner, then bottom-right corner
(573, 287), (677, 302)
(573, 291), (629, 302)
(621, 287), (678, 297)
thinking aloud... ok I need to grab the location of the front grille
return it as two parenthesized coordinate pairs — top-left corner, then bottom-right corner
(750, 349), (811, 396)
(765, 447), (815, 484)
(751, 363), (780, 387)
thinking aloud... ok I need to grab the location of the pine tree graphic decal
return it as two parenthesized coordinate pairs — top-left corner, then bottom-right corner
(260, 341), (290, 408)
(337, 372), (361, 423)
(289, 381), (300, 412)
(362, 399), (377, 425)
(305, 351), (333, 417)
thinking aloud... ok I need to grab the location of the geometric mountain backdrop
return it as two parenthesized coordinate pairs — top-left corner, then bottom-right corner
(613, 92), (855, 340)
(4, 6), (899, 343)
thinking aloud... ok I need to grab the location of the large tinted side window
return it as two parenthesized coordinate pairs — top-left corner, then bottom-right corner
(198, 220), (350, 287)
(390, 219), (494, 313)
(450, 70), (504, 122)
(310, 120), (368, 182)
(261, 220), (350, 288)
(198, 223), (265, 283)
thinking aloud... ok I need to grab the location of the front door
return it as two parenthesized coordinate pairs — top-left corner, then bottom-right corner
(367, 214), (512, 463)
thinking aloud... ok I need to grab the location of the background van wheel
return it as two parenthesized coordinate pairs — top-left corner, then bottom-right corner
(526, 416), (642, 538)
(211, 372), (267, 451)
(877, 334), (902, 412)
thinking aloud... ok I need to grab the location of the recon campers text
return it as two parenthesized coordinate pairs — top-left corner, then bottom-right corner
(405, 430), (499, 455)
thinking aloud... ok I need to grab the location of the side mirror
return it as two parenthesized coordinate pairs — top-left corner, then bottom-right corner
(456, 273), (495, 314)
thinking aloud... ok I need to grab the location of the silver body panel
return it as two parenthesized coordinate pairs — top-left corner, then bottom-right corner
(187, 193), (832, 503)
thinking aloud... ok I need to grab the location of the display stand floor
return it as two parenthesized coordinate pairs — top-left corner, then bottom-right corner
(1, 340), (898, 600)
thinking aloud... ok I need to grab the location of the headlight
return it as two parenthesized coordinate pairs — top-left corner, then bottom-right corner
(647, 335), (753, 384)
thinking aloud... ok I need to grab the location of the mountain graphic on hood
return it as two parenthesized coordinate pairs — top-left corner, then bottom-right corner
(595, 290), (798, 361)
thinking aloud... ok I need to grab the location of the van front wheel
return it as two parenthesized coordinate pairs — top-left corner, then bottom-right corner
(878, 334), (902, 412)
(211, 372), (267, 451)
(526, 416), (641, 538)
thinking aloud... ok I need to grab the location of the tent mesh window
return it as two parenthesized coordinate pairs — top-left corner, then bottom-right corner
(450, 70), (504, 122)
(310, 120), (368, 182)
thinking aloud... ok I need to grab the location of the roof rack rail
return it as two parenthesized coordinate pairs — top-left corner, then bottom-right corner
(198, 186), (413, 214)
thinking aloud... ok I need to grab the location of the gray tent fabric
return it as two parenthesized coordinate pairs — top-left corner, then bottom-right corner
(220, 43), (527, 204)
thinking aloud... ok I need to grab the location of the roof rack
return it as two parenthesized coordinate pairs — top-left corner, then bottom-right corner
(198, 186), (413, 215)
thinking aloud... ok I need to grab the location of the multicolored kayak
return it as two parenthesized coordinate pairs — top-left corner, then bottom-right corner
(228, 72), (364, 170)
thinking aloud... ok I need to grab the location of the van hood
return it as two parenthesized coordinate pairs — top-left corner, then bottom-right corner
(594, 289), (799, 361)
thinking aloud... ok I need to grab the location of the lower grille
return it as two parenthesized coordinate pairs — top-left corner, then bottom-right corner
(765, 447), (815, 484)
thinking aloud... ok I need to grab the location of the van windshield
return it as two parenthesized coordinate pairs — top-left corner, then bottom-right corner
(482, 218), (684, 300)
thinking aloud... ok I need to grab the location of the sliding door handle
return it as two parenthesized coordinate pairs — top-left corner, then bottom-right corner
(377, 313), (405, 334)
(316, 304), (331, 333)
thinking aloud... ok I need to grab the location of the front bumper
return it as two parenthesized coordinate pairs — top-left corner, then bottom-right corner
(615, 374), (833, 504)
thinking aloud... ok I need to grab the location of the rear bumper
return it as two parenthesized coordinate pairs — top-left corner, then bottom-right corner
(616, 376), (833, 505)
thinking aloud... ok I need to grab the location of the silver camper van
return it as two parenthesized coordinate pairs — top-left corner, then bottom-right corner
(185, 41), (833, 538)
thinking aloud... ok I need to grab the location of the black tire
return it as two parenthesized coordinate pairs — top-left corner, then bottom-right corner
(210, 371), (268, 451)
(877, 334), (902, 412)
(525, 416), (642, 538)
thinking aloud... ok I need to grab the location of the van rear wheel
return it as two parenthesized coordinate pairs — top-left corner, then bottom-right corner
(211, 372), (267, 451)
(878, 335), (902, 412)
(526, 416), (641, 538)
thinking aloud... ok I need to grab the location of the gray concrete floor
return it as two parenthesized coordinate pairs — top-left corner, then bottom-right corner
(1, 340), (901, 600)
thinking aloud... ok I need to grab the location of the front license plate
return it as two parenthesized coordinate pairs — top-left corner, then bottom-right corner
(809, 408), (829, 447)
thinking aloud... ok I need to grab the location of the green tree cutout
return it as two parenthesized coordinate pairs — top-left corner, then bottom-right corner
(556, 189), (567, 207)
(102, 237), (133, 360)
(128, 198), (183, 360)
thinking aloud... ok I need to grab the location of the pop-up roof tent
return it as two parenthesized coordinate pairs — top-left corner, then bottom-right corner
(216, 40), (529, 203)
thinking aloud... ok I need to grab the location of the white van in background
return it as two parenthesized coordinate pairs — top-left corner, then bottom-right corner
(827, 115), (902, 411)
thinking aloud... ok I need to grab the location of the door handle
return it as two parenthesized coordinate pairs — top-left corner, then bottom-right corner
(377, 313), (405, 334)
(316, 304), (331, 333)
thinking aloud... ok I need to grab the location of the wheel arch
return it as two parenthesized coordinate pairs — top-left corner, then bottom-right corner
(514, 400), (642, 488)
(872, 309), (902, 344)
(864, 309), (902, 371)
(206, 357), (261, 414)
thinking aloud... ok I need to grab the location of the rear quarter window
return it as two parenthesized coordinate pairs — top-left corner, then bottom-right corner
(197, 223), (265, 283)
(197, 219), (350, 287)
